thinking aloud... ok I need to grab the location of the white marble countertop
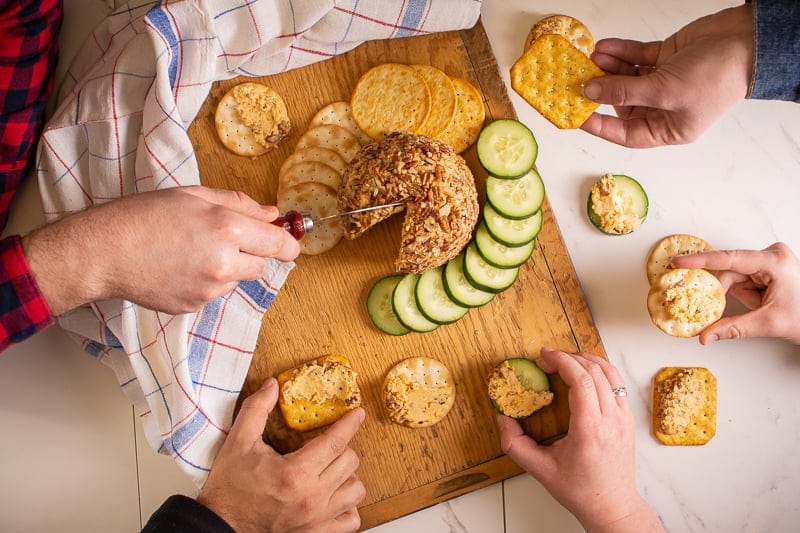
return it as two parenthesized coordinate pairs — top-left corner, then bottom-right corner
(2, 0), (799, 531)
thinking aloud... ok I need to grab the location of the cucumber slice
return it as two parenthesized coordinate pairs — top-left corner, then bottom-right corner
(486, 168), (545, 220)
(483, 202), (542, 247)
(476, 119), (538, 178)
(587, 174), (648, 235)
(474, 222), (535, 269)
(367, 276), (411, 336)
(463, 242), (519, 293)
(415, 266), (469, 324)
(443, 253), (496, 308)
(392, 273), (439, 333)
(488, 358), (552, 419)
(504, 358), (550, 391)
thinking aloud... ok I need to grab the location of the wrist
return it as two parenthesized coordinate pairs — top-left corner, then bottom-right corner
(580, 494), (664, 533)
(22, 210), (109, 316)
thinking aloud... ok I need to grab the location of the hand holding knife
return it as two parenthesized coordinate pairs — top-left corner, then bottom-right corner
(271, 201), (404, 240)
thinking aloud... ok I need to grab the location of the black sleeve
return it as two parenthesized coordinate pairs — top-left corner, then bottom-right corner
(142, 495), (235, 533)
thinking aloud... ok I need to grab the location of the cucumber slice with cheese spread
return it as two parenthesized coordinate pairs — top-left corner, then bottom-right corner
(477, 119), (538, 178)
(486, 168), (545, 220)
(474, 222), (535, 269)
(415, 266), (469, 324)
(443, 253), (496, 308)
(488, 358), (552, 419)
(483, 202), (542, 247)
(367, 275), (411, 336)
(392, 273), (439, 333)
(463, 242), (519, 293)
(587, 174), (648, 235)
(503, 358), (550, 391)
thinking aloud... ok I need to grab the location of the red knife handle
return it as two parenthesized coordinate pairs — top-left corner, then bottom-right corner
(271, 210), (307, 240)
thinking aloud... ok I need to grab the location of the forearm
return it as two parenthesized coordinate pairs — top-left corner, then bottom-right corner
(748, 0), (800, 101)
(21, 208), (110, 316)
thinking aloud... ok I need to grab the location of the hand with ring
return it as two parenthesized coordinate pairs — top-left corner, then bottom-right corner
(495, 348), (664, 532)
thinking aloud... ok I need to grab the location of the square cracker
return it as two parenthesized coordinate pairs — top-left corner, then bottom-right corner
(652, 367), (716, 446)
(510, 33), (604, 129)
(277, 354), (361, 432)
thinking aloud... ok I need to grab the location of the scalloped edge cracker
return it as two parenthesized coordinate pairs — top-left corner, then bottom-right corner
(647, 268), (726, 338)
(652, 367), (716, 446)
(310, 101), (373, 145)
(214, 82), (290, 157)
(646, 234), (714, 285)
(524, 14), (595, 56)
(276, 182), (343, 255)
(382, 357), (456, 428)
(279, 161), (342, 191)
(511, 33), (604, 129)
(277, 354), (361, 433)
(295, 124), (362, 163)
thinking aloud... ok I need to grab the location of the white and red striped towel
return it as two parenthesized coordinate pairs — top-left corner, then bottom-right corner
(36, 0), (481, 486)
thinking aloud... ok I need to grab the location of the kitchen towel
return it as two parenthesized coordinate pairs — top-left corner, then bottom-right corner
(36, 0), (481, 487)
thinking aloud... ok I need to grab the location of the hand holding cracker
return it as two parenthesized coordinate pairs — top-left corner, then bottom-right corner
(672, 242), (800, 345)
(197, 378), (366, 532)
(580, 4), (753, 147)
(495, 348), (664, 532)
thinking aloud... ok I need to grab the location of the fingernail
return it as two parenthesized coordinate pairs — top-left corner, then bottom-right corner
(583, 82), (600, 100)
(356, 408), (366, 424)
(261, 377), (277, 391)
(707, 334), (719, 343)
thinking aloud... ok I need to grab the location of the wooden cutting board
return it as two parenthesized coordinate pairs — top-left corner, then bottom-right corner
(188, 19), (605, 530)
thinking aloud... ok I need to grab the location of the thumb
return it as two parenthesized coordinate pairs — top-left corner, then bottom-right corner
(496, 415), (552, 479)
(583, 73), (671, 110)
(699, 309), (772, 344)
(227, 378), (280, 447)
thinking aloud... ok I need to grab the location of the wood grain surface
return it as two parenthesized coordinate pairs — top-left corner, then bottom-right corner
(188, 19), (605, 530)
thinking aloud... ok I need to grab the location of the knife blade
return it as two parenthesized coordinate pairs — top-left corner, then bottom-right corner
(272, 201), (404, 240)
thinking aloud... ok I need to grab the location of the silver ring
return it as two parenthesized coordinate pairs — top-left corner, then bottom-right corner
(612, 387), (628, 398)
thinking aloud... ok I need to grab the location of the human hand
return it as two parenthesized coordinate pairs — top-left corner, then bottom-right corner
(197, 378), (366, 533)
(23, 186), (300, 315)
(496, 348), (663, 533)
(672, 242), (800, 345)
(580, 4), (753, 147)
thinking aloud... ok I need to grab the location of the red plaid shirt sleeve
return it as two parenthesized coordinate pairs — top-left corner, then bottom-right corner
(0, 0), (62, 351)
(0, 236), (53, 351)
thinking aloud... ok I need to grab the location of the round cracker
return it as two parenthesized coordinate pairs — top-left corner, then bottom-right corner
(295, 124), (362, 163)
(646, 234), (714, 285)
(278, 146), (348, 178)
(524, 14), (595, 56)
(382, 357), (456, 428)
(279, 161), (342, 191)
(214, 82), (290, 157)
(309, 101), (373, 145)
(411, 64), (458, 138)
(350, 63), (431, 139)
(276, 182), (343, 255)
(647, 268), (726, 338)
(435, 77), (485, 154)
